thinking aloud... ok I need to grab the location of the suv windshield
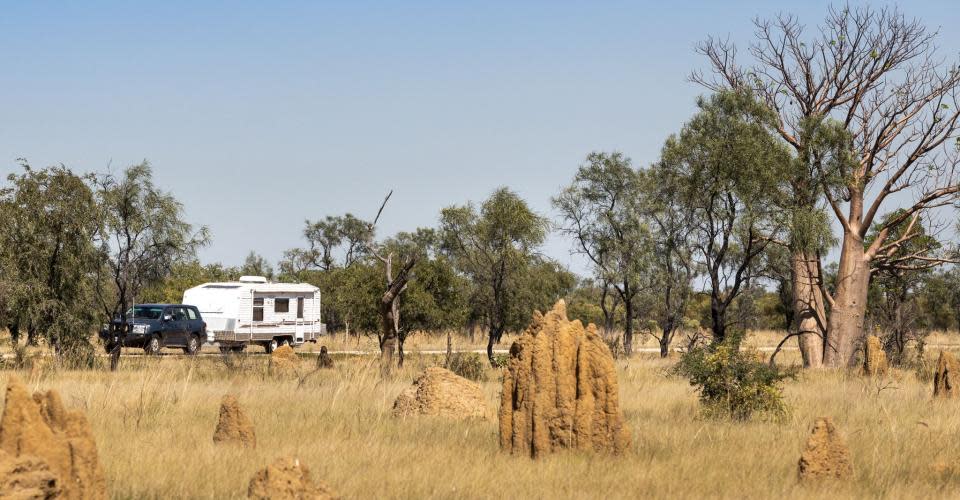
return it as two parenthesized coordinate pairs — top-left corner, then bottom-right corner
(126, 306), (165, 320)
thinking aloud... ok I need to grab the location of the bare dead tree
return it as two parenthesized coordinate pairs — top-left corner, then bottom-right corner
(365, 191), (418, 376)
(693, 5), (960, 367)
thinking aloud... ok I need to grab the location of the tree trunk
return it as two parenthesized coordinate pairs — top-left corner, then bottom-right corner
(444, 331), (452, 368)
(824, 232), (871, 367)
(791, 250), (826, 368)
(380, 335), (396, 376)
(486, 330), (496, 365)
(378, 257), (415, 376)
(600, 284), (614, 337)
(710, 296), (727, 344)
(8, 324), (19, 346)
(397, 335), (405, 368)
(623, 297), (634, 356)
(659, 318), (674, 358)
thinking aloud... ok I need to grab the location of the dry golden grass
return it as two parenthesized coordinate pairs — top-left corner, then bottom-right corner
(2, 345), (960, 499)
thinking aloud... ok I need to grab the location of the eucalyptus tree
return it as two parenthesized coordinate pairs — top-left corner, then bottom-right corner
(554, 152), (652, 354)
(637, 167), (697, 357)
(95, 162), (209, 369)
(239, 251), (274, 279)
(280, 213), (370, 276)
(866, 210), (945, 363)
(694, 5), (960, 366)
(440, 187), (549, 364)
(658, 89), (791, 345)
(0, 163), (102, 356)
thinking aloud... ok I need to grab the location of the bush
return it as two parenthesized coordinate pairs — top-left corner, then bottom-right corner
(446, 352), (487, 381)
(56, 338), (98, 370)
(604, 335), (625, 359)
(674, 341), (795, 421)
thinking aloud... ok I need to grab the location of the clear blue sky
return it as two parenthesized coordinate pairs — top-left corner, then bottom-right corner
(2, 1), (958, 276)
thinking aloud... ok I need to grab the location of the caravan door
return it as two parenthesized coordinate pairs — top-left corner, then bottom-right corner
(295, 297), (305, 343)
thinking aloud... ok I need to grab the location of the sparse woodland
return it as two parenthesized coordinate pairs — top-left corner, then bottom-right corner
(2, 4), (960, 499)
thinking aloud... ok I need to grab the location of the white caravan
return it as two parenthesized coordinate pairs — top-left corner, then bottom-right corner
(182, 276), (326, 353)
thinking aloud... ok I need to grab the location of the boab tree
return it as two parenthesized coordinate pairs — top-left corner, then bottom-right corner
(694, 5), (960, 366)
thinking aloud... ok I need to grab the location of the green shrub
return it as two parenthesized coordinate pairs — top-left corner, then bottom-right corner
(447, 352), (487, 381)
(674, 341), (795, 421)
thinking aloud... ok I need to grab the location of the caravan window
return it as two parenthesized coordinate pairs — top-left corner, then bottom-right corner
(297, 297), (304, 319)
(275, 298), (289, 313)
(253, 298), (264, 322)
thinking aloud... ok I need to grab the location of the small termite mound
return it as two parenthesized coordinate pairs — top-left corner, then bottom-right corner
(317, 346), (334, 369)
(392, 367), (487, 420)
(213, 395), (256, 448)
(934, 350), (959, 398)
(862, 335), (887, 377)
(247, 457), (338, 499)
(270, 345), (300, 377)
(798, 417), (853, 481)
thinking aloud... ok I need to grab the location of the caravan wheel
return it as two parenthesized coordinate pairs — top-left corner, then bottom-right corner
(265, 339), (278, 354)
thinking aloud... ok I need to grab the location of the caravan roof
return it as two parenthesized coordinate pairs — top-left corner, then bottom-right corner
(192, 281), (319, 294)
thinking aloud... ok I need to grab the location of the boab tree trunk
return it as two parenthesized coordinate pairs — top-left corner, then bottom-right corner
(792, 250), (826, 368)
(823, 230), (871, 367)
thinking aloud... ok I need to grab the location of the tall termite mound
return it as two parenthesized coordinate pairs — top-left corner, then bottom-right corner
(213, 395), (256, 448)
(798, 417), (853, 481)
(934, 350), (959, 398)
(499, 300), (631, 457)
(392, 367), (487, 420)
(0, 376), (107, 499)
(248, 457), (338, 499)
(862, 335), (887, 376)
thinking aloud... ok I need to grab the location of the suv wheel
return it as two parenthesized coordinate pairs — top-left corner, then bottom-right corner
(265, 339), (279, 354)
(144, 335), (162, 355)
(183, 334), (201, 355)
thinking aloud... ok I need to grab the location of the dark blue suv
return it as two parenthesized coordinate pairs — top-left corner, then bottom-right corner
(100, 304), (206, 355)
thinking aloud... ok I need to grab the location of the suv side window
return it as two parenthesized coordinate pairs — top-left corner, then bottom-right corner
(173, 307), (188, 321)
(187, 308), (198, 320)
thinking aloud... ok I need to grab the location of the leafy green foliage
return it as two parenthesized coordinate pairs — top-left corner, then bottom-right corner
(439, 188), (552, 349)
(0, 164), (102, 351)
(240, 251), (274, 280)
(865, 210), (942, 363)
(656, 89), (792, 344)
(140, 260), (239, 304)
(675, 341), (795, 421)
(95, 162), (209, 321)
(446, 352), (487, 381)
(554, 152), (653, 352)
